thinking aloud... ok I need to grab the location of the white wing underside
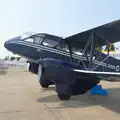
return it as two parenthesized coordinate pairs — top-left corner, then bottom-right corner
(73, 69), (120, 82)
(73, 69), (120, 75)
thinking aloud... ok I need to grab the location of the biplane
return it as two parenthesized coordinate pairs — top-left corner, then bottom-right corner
(4, 19), (120, 100)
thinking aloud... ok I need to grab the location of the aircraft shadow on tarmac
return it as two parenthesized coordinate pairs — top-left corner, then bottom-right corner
(36, 86), (120, 114)
(40, 86), (55, 92)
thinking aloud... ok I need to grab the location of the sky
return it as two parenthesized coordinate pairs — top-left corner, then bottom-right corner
(0, 0), (120, 58)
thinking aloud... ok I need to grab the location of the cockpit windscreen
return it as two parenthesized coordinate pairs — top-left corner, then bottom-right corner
(22, 33), (45, 45)
(20, 32), (37, 39)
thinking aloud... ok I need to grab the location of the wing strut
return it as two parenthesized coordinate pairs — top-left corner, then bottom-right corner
(75, 31), (112, 71)
(88, 32), (95, 70)
(67, 42), (73, 62)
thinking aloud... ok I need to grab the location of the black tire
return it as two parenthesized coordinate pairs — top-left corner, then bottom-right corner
(40, 81), (49, 88)
(39, 66), (54, 88)
(57, 93), (71, 100)
(28, 62), (38, 74)
(39, 66), (49, 88)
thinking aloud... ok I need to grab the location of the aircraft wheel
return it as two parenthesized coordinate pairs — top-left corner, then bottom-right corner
(40, 80), (49, 88)
(57, 93), (71, 100)
(38, 65), (49, 88)
(38, 65), (43, 80)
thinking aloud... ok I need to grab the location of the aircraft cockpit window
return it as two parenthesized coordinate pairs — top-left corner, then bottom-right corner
(42, 38), (59, 47)
(24, 38), (34, 43)
(33, 35), (44, 44)
(56, 44), (70, 52)
(23, 34), (45, 44)
(72, 47), (82, 55)
(20, 32), (37, 39)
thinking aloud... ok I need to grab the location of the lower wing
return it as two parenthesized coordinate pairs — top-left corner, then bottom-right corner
(73, 69), (120, 82)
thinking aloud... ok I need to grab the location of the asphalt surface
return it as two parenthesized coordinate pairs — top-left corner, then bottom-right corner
(0, 67), (120, 120)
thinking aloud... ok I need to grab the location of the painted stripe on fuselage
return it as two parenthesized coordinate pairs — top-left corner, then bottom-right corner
(8, 41), (87, 60)
(7, 40), (118, 71)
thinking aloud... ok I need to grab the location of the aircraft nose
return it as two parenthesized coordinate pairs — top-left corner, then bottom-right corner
(4, 36), (20, 50)
(4, 40), (13, 50)
(4, 40), (16, 52)
(4, 41), (9, 49)
(4, 39), (15, 52)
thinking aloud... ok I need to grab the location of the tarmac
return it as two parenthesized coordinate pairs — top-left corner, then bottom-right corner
(0, 67), (120, 120)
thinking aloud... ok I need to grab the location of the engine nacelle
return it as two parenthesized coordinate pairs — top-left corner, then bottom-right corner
(28, 62), (39, 74)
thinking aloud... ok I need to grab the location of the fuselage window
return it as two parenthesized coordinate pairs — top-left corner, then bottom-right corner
(24, 38), (34, 43)
(23, 35), (44, 44)
(42, 38), (59, 47)
(72, 47), (82, 55)
(56, 44), (70, 52)
(34, 36), (44, 44)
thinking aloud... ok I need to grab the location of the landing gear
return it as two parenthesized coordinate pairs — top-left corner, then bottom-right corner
(38, 65), (54, 88)
(40, 80), (49, 88)
(28, 62), (38, 74)
(57, 93), (71, 100)
(38, 65), (49, 88)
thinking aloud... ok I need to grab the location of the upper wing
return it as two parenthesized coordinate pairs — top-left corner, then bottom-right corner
(64, 19), (120, 50)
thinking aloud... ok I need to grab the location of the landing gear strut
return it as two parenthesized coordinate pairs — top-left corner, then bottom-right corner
(38, 65), (54, 88)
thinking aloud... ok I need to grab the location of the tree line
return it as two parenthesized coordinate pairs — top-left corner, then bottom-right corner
(3, 56), (21, 61)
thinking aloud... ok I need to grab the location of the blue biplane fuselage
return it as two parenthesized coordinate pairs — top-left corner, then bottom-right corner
(5, 34), (78, 63)
(4, 32), (98, 100)
(4, 26), (120, 100)
(4, 33), (88, 70)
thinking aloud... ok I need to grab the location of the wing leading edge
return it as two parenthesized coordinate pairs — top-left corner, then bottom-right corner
(65, 19), (120, 50)
(73, 69), (120, 82)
